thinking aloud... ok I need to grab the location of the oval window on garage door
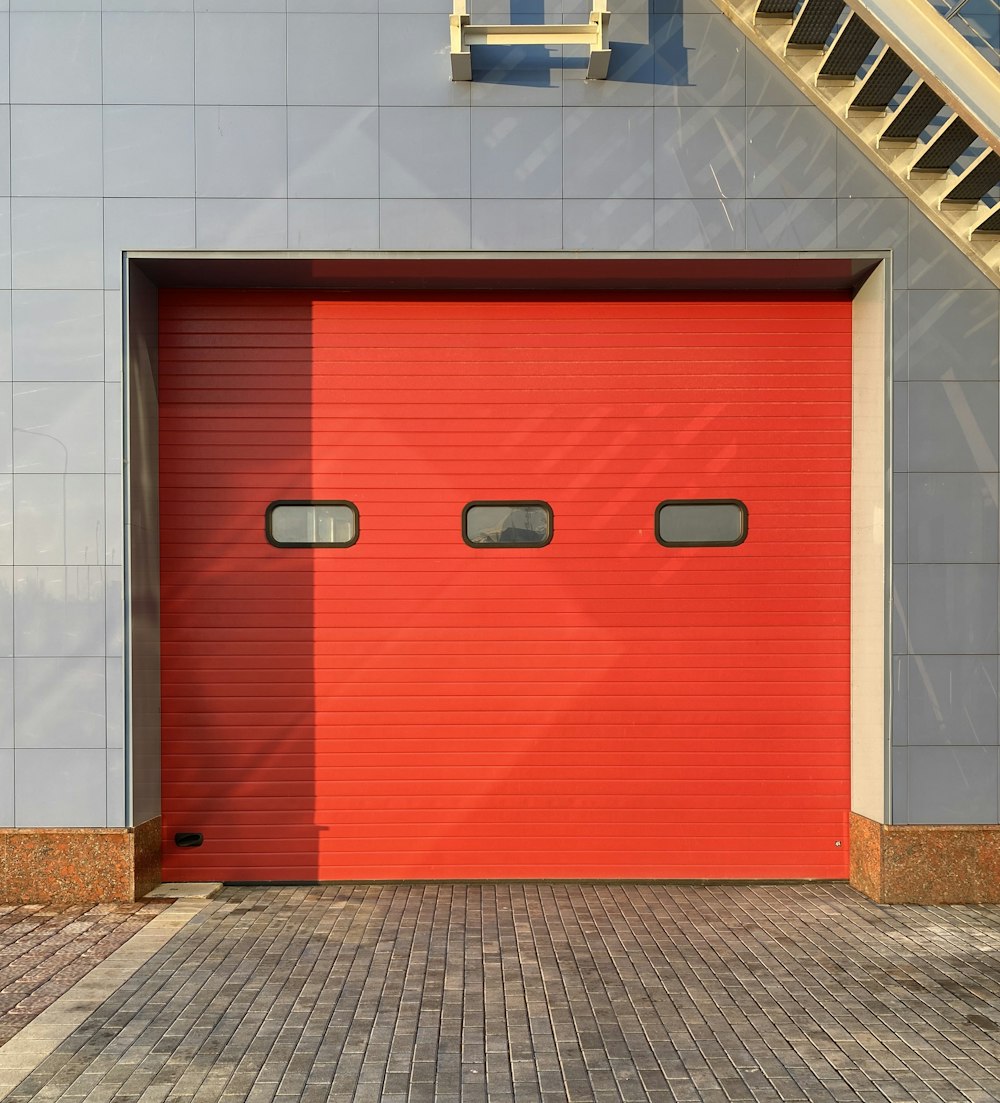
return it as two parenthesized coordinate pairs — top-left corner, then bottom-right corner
(656, 499), (747, 547)
(463, 502), (552, 547)
(266, 501), (359, 547)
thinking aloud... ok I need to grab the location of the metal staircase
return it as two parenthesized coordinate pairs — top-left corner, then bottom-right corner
(711, 0), (1000, 287)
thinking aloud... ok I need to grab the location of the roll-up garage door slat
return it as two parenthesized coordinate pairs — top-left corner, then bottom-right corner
(159, 290), (852, 882)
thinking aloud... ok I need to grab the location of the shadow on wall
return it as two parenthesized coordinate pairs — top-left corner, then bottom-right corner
(471, 0), (690, 86)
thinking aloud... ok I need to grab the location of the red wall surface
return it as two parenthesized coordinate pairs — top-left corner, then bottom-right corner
(159, 289), (852, 881)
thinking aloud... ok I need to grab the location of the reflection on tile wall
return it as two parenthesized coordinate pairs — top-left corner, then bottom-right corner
(0, 3), (996, 829)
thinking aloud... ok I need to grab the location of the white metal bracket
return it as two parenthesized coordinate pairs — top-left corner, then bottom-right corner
(450, 0), (611, 80)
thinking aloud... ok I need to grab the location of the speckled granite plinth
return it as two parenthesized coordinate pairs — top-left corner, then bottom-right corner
(0, 818), (162, 904)
(850, 812), (1000, 903)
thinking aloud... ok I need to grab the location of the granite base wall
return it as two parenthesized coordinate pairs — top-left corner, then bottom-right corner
(0, 818), (162, 904)
(850, 812), (1000, 903)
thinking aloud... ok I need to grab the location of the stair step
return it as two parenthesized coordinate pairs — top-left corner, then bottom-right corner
(820, 15), (879, 77)
(881, 82), (945, 141)
(911, 117), (977, 172)
(972, 206), (1000, 235)
(756, 0), (798, 18)
(945, 150), (1000, 203)
(849, 46), (910, 105)
(788, 0), (845, 46)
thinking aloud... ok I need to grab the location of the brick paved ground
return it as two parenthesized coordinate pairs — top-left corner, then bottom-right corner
(4, 883), (1000, 1103)
(0, 901), (172, 1047)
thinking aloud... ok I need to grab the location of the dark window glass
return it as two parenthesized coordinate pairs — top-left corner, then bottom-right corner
(266, 501), (359, 547)
(656, 500), (747, 547)
(463, 502), (552, 547)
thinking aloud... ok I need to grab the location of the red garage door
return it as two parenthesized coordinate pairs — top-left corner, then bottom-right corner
(159, 289), (852, 882)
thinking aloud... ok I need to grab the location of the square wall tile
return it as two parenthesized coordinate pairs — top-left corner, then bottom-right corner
(907, 381), (999, 473)
(288, 108), (379, 199)
(470, 51), (563, 108)
(891, 654), (907, 745)
(654, 198), (745, 250)
(195, 199), (288, 249)
(103, 12), (194, 104)
(104, 106), (196, 199)
(12, 199), (103, 290)
(0, 660), (10, 750)
(471, 108), (562, 200)
(563, 198), (654, 250)
(106, 566), (123, 656)
(14, 565), (106, 657)
(837, 198), (907, 289)
(13, 382), (104, 474)
(908, 206), (993, 291)
(105, 472), (123, 566)
(0, 295), (11, 383)
(105, 384), (122, 475)
(745, 199), (836, 250)
(907, 472), (999, 563)
(194, 13), (286, 105)
(14, 656), (106, 748)
(563, 107), (654, 199)
(747, 106), (836, 199)
(379, 199), (470, 249)
(289, 14), (379, 106)
(893, 381), (908, 472)
(378, 14), (467, 106)
(14, 748), (106, 827)
(0, 22), (9, 107)
(0, 201), (11, 290)
(104, 291), (123, 385)
(380, 108), (471, 200)
(891, 471), (906, 564)
(836, 133), (903, 199)
(106, 657), (124, 751)
(893, 289), (907, 381)
(471, 199), (562, 250)
(655, 14), (744, 108)
(654, 105), (745, 199)
(0, 475), (9, 566)
(0, 387), (10, 476)
(107, 747), (125, 828)
(561, 14), (661, 108)
(892, 563), (907, 655)
(11, 106), (103, 198)
(907, 655), (999, 746)
(891, 745), (907, 822)
(10, 13), (102, 104)
(905, 563), (999, 654)
(104, 199), (196, 288)
(745, 40), (807, 106)
(907, 745), (999, 824)
(0, 750), (11, 826)
(0, 568), (11, 658)
(907, 290), (1000, 381)
(12, 291), (104, 382)
(14, 473), (105, 566)
(195, 107), (287, 199)
(288, 200), (379, 249)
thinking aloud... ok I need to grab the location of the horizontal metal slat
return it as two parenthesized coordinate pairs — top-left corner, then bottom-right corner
(851, 49), (913, 107)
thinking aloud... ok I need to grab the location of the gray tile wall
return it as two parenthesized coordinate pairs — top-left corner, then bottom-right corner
(0, 0), (996, 829)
